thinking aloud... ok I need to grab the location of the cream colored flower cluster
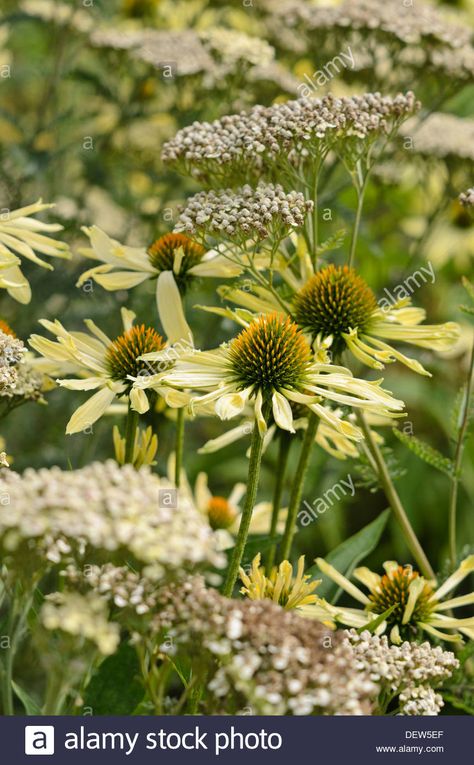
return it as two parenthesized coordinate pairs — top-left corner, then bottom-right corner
(274, 0), (471, 48)
(401, 113), (474, 162)
(175, 183), (313, 243)
(162, 92), (419, 184)
(345, 630), (458, 715)
(90, 29), (213, 76)
(0, 330), (24, 392)
(0, 461), (225, 576)
(63, 562), (160, 616)
(153, 577), (376, 715)
(200, 28), (274, 70)
(460, 187), (474, 207)
(41, 591), (119, 656)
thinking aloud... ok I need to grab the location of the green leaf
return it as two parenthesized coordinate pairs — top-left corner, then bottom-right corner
(12, 681), (42, 715)
(357, 605), (396, 634)
(442, 640), (474, 714)
(83, 643), (144, 715)
(460, 277), (474, 319)
(392, 429), (454, 477)
(316, 229), (346, 256)
(307, 509), (390, 603)
(462, 276), (474, 303)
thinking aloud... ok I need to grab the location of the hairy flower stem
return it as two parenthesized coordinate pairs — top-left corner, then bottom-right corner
(223, 404), (270, 597)
(449, 337), (474, 568)
(174, 407), (185, 488)
(279, 411), (318, 562)
(266, 432), (292, 571)
(357, 412), (435, 579)
(124, 405), (139, 464)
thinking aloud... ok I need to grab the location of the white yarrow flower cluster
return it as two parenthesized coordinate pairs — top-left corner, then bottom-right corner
(460, 188), (474, 208)
(174, 183), (313, 243)
(162, 91), (419, 184)
(63, 562), (160, 616)
(345, 630), (459, 715)
(90, 28), (214, 76)
(153, 577), (376, 715)
(0, 330), (24, 392)
(41, 591), (120, 656)
(200, 28), (275, 72)
(276, 0), (471, 48)
(0, 460), (225, 576)
(401, 113), (474, 163)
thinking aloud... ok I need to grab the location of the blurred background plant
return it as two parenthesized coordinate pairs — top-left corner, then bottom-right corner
(0, 0), (472, 639)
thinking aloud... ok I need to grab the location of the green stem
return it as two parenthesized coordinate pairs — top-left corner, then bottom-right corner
(311, 172), (319, 269)
(449, 337), (474, 568)
(1, 606), (15, 715)
(222, 405), (269, 597)
(0, 586), (34, 715)
(357, 412), (435, 579)
(124, 404), (139, 464)
(266, 432), (292, 571)
(43, 669), (70, 715)
(174, 407), (185, 488)
(279, 411), (318, 562)
(348, 179), (367, 269)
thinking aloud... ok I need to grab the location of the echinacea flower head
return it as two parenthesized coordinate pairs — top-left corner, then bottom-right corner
(175, 467), (282, 536)
(154, 313), (405, 439)
(240, 553), (320, 610)
(78, 226), (240, 344)
(228, 313), (310, 392)
(0, 319), (15, 337)
(0, 200), (70, 304)
(294, 265), (460, 374)
(306, 556), (474, 644)
(147, 233), (206, 292)
(105, 324), (165, 382)
(29, 308), (170, 433)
